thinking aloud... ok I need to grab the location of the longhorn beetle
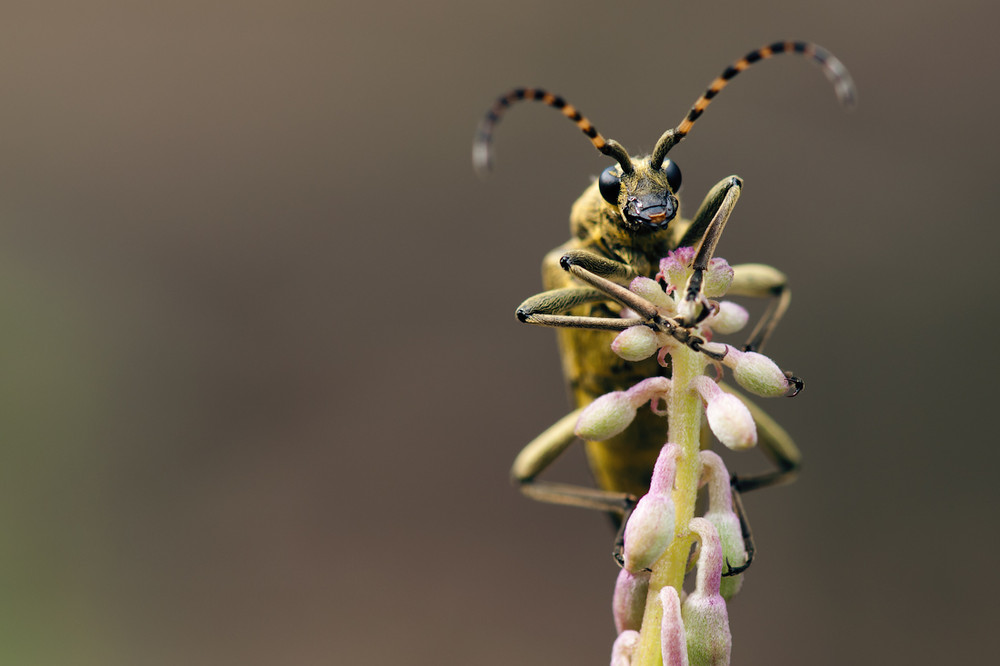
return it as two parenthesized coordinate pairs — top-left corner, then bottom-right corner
(474, 41), (855, 563)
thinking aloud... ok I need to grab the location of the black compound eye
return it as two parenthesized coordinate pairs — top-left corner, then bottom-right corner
(663, 159), (682, 193)
(598, 166), (621, 204)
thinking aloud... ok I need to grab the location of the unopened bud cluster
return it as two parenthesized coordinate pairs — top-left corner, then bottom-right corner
(572, 249), (799, 666)
(607, 446), (743, 666)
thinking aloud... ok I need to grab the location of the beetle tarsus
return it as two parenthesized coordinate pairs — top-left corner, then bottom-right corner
(785, 373), (804, 397)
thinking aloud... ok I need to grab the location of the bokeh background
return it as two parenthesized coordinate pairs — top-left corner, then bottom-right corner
(1, 1), (997, 664)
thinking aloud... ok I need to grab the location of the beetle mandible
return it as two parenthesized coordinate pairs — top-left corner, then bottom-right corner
(474, 41), (855, 546)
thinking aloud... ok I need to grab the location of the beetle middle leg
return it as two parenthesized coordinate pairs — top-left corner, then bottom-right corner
(728, 263), (791, 353)
(516, 285), (645, 331)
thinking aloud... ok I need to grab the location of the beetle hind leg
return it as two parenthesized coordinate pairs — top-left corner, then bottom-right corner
(511, 408), (637, 516)
(722, 382), (802, 493)
(721, 488), (756, 576)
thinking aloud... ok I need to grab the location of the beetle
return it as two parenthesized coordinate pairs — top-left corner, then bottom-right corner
(474, 41), (855, 552)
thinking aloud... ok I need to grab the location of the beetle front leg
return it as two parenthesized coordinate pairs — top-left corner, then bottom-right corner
(511, 408), (637, 515)
(555, 260), (730, 361)
(677, 176), (744, 253)
(557, 249), (638, 281)
(675, 176), (743, 326)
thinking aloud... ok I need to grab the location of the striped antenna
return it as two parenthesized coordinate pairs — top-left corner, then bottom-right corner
(651, 41), (856, 168)
(473, 88), (633, 177)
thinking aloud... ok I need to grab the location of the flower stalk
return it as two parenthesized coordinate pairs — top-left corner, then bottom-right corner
(632, 335), (707, 665)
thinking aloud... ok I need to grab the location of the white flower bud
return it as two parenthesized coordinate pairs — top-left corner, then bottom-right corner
(708, 301), (748, 335)
(623, 493), (675, 573)
(613, 325), (660, 361)
(727, 349), (789, 398)
(706, 395), (757, 451)
(629, 276), (673, 310)
(610, 630), (641, 666)
(699, 452), (747, 600)
(575, 392), (637, 441)
(682, 518), (732, 666)
(690, 377), (757, 451)
(704, 258), (734, 298)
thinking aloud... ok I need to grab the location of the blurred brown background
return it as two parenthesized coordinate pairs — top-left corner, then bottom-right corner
(0, 1), (997, 664)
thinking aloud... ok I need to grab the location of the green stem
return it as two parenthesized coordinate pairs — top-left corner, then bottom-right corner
(633, 344), (706, 665)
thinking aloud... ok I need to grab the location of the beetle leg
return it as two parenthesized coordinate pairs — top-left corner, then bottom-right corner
(712, 385), (799, 576)
(557, 249), (638, 281)
(678, 178), (792, 352)
(688, 177), (743, 270)
(612, 505), (632, 567)
(719, 382), (801, 493)
(511, 408), (637, 515)
(675, 177), (743, 327)
(557, 261), (729, 361)
(525, 250), (683, 334)
(516, 286), (646, 330)
(721, 487), (756, 576)
(676, 176), (744, 253)
(728, 263), (791, 353)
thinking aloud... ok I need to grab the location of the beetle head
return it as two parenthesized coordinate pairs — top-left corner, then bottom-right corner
(598, 156), (683, 233)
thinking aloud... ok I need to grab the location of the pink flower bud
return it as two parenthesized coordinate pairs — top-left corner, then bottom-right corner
(658, 248), (696, 290)
(660, 586), (690, 666)
(703, 258), (734, 297)
(682, 518), (732, 666)
(648, 444), (681, 496)
(623, 493), (675, 573)
(610, 630), (641, 666)
(613, 568), (650, 634)
(708, 301), (748, 335)
(624, 377), (673, 406)
(690, 377), (757, 450)
(575, 392), (637, 441)
(699, 452), (747, 600)
(613, 325), (660, 361)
